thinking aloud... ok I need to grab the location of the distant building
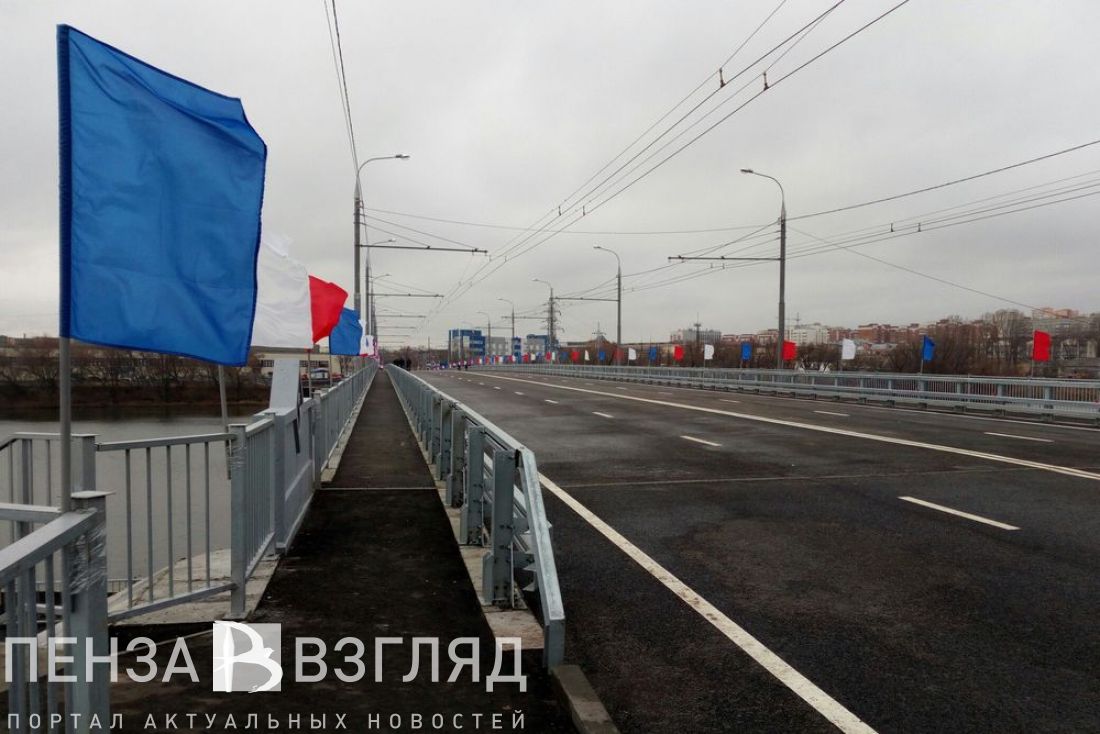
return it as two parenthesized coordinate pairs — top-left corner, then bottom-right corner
(671, 326), (721, 344)
(524, 334), (549, 355)
(788, 323), (829, 346)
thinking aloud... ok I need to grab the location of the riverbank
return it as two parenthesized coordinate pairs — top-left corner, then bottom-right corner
(0, 382), (268, 416)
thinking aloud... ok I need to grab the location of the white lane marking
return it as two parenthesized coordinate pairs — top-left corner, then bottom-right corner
(478, 373), (1100, 483)
(681, 435), (721, 447)
(544, 399), (559, 405)
(814, 410), (850, 417)
(984, 432), (1053, 444)
(658, 391), (673, 396)
(478, 382), (485, 386)
(617, 386), (629, 390)
(515, 391), (525, 395)
(720, 399), (741, 404)
(899, 496), (1020, 531)
(592, 411), (614, 419)
(493, 386), (502, 390)
(539, 472), (877, 734)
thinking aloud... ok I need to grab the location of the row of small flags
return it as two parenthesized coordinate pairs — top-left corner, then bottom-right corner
(58, 26), (373, 367)
(453, 331), (1056, 368)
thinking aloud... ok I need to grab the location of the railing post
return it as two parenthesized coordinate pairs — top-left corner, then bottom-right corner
(269, 412), (288, 552)
(446, 407), (466, 506)
(482, 450), (515, 606)
(69, 491), (110, 733)
(461, 427), (485, 544)
(437, 401), (453, 480)
(228, 425), (248, 619)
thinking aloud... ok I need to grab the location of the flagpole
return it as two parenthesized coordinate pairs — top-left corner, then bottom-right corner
(59, 337), (72, 512)
(217, 365), (229, 433)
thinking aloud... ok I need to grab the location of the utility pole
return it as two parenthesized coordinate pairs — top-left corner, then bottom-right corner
(354, 154), (410, 333)
(594, 245), (622, 364)
(498, 298), (515, 359)
(694, 319), (702, 368)
(533, 278), (555, 357)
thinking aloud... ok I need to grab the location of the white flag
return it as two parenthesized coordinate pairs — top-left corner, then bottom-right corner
(251, 233), (312, 349)
(841, 338), (856, 361)
(628, 347), (637, 361)
(584, 350), (590, 362)
(704, 344), (715, 360)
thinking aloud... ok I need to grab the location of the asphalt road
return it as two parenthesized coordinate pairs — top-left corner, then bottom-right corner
(418, 367), (1100, 734)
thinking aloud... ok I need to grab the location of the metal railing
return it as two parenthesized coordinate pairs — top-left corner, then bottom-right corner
(0, 492), (109, 734)
(0, 362), (377, 622)
(389, 365), (565, 668)
(479, 364), (1100, 422)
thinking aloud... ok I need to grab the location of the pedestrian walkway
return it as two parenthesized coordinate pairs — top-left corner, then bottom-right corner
(108, 371), (571, 732)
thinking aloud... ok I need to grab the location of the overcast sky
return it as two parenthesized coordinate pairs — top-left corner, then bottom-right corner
(2, 0), (1098, 347)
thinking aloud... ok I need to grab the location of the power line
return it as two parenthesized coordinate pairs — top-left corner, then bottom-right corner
(322, 0), (358, 170)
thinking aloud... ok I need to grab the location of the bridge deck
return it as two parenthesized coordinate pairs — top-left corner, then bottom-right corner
(108, 371), (570, 731)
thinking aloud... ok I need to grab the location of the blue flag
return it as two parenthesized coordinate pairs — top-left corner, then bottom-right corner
(58, 26), (267, 365)
(648, 346), (658, 362)
(921, 335), (935, 362)
(598, 350), (606, 362)
(741, 342), (753, 361)
(329, 308), (363, 356)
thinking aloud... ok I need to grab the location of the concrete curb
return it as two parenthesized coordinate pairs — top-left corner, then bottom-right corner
(552, 665), (620, 734)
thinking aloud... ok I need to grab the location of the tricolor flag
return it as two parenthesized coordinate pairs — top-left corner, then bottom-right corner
(308, 276), (347, 343)
(58, 26), (267, 365)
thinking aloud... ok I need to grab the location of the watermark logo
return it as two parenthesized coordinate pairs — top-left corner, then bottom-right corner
(212, 621), (283, 693)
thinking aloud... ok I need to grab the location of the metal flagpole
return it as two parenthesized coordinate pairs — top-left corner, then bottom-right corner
(59, 338), (72, 513)
(217, 365), (230, 433)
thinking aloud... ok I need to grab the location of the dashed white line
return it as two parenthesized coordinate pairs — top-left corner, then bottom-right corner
(681, 435), (721, 447)
(984, 432), (1053, 444)
(515, 391), (525, 395)
(592, 411), (614, 419)
(720, 399), (741, 404)
(617, 386), (629, 390)
(899, 496), (1020, 531)
(476, 373), (1100, 483)
(544, 399), (559, 405)
(814, 410), (850, 417)
(493, 386), (502, 390)
(539, 472), (877, 734)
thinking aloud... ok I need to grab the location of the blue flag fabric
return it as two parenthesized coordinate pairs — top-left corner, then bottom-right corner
(598, 350), (606, 363)
(741, 342), (753, 361)
(648, 346), (658, 362)
(921, 335), (935, 362)
(58, 26), (266, 365)
(329, 308), (363, 356)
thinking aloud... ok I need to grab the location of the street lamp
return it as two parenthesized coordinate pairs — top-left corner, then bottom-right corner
(593, 245), (622, 364)
(354, 154), (410, 335)
(498, 298), (515, 359)
(477, 310), (492, 361)
(740, 168), (787, 369)
(532, 278), (555, 356)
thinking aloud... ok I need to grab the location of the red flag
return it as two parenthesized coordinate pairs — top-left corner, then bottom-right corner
(1032, 330), (1051, 362)
(781, 340), (797, 361)
(308, 276), (347, 343)
(673, 344), (685, 361)
(570, 350), (579, 363)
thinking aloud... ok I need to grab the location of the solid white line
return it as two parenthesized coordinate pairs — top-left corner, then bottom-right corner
(539, 472), (877, 734)
(984, 431), (1053, 444)
(477, 373), (1100, 483)
(681, 435), (721, 447)
(592, 411), (614, 419)
(814, 410), (850, 417)
(544, 399), (559, 404)
(898, 496), (1020, 530)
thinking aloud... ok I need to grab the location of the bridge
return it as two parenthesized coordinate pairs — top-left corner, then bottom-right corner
(0, 363), (1097, 732)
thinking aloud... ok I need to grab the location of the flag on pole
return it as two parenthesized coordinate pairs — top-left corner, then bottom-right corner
(1032, 330), (1052, 362)
(741, 342), (753, 361)
(570, 350), (579, 363)
(673, 345), (684, 361)
(309, 276), (347, 343)
(251, 234), (311, 349)
(628, 347), (637, 361)
(361, 333), (376, 358)
(329, 308), (363, 356)
(648, 346), (658, 362)
(781, 340), (797, 361)
(841, 338), (856, 361)
(921, 335), (935, 362)
(703, 344), (715, 361)
(584, 350), (590, 362)
(58, 25), (267, 366)
(598, 350), (606, 362)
